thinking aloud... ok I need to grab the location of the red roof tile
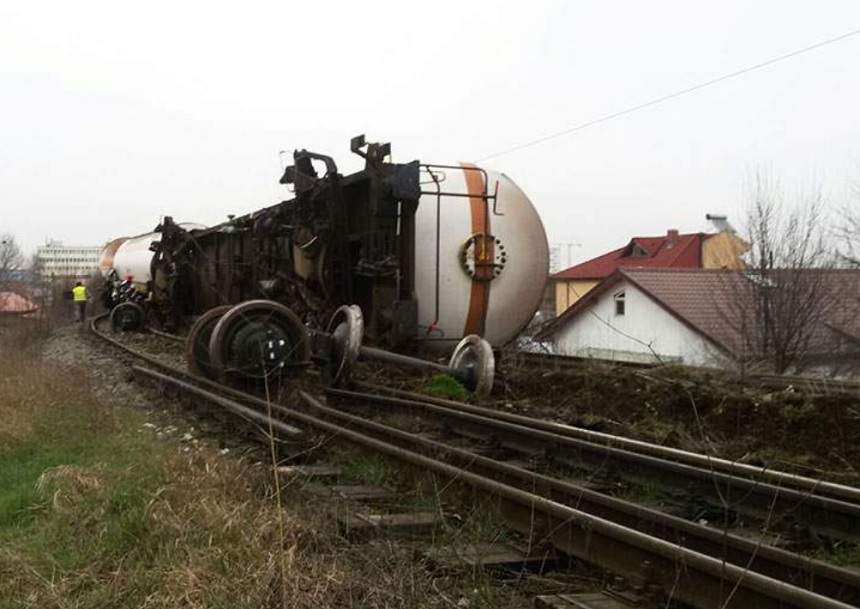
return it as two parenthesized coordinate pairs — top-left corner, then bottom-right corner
(551, 232), (707, 280)
(619, 268), (744, 354)
(0, 291), (39, 315)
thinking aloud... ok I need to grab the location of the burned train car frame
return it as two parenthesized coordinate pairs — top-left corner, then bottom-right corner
(153, 136), (430, 348)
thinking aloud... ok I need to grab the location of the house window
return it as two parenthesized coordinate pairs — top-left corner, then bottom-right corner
(630, 244), (648, 258)
(614, 291), (625, 316)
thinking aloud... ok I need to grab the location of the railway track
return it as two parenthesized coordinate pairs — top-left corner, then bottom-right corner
(352, 383), (860, 504)
(89, 315), (860, 609)
(339, 383), (860, 542)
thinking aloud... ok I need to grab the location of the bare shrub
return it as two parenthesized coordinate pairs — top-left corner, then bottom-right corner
(0, 233), (24, 289)
(835, 182), (860, 268)
(721, 173), (843, 373)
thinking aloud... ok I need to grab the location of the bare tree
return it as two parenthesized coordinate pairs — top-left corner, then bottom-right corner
(835, 182), (860, 268)
(0, 233), (25, 289)
(27, 252), (45, 284)
(723, 174), (842, 373)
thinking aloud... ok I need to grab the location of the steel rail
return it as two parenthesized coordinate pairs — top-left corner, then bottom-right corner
(91, 314), (176, 371)
(126, 365), (857, 609)
(97, 315), (856, 506)
(89, 313), (304, 438)
(330, 387), (860, 542)
(147, 327), (185, 343)
(293, 389), (860, 605)
(355, 381), (860, 505)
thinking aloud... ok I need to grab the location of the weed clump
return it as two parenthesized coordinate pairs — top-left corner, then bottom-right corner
(422, 374), (469, 401)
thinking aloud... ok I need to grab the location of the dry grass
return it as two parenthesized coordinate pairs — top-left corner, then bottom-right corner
(0, 336), (529, 609)
(2, 445), (528, 608)
(34, 465), (106, 514)
(0, 344), (112, 444)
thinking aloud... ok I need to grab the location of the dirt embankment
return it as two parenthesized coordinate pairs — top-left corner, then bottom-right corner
(360, 353), (860, 482)
(491, 360), (860, 482)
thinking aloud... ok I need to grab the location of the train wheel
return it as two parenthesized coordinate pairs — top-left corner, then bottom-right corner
(322, 305), (363, 386)
(110, 301), (145, 332)
(449, 335), (495, 398)
(185, 305), (233, 380)
(208, 300), (310, 382)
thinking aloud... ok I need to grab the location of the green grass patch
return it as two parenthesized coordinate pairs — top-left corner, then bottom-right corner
(422, 373), (469, 401)
(812, 542), (860, 567)
(332, 450), (396, 486)
(0, 398), (167, 578)
(0, 356), (173, 607)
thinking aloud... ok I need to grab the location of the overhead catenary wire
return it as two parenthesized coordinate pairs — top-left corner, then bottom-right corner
(475, 27), (860, 162)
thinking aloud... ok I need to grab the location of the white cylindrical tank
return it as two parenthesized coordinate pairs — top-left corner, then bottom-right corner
(413, 164), (548, 349)
(100, 223), (205, 289)
(99, 237), (128, 277)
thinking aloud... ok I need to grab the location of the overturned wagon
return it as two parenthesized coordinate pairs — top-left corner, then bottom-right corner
(100, 136), (549, 395)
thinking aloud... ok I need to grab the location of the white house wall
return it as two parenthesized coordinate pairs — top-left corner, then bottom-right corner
(552, 279), (727, 367)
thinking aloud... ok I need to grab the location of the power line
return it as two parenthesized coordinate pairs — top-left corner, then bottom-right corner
(476, 27), (860, 162)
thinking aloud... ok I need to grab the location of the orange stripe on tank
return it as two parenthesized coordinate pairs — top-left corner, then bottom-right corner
(461, 163), (492, 337)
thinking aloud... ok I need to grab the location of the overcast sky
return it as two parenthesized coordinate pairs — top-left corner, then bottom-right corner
(2, 1), (859, 266)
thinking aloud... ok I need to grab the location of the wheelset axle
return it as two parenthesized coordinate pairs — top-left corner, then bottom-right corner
(183, 300), (495, 396)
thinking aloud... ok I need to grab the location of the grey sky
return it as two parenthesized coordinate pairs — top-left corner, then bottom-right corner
(2, 1), (859, 265)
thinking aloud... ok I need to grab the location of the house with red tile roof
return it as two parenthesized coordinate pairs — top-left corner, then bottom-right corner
(550, 226), (747, 316)
(537, 268), (860, 371)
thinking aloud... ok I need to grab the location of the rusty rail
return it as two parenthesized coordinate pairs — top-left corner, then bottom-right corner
(330, 386), (860, 543)
(147, 327), (185, 343)
(355, 381), (860, 505)
(302, 390), (860, 606)
(128, 366), (857, 609)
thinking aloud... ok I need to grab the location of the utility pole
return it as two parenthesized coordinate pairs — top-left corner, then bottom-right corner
(554, 242), (581, 269)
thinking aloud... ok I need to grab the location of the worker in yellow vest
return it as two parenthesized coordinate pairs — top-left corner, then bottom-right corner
(72, 281), (88, 322)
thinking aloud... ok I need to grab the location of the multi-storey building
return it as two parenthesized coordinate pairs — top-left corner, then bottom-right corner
(35, 240), (102, 279)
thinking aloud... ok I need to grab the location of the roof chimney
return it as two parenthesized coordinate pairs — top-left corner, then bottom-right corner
(667, 229), (679, 241)
(705, 214), (735, 233)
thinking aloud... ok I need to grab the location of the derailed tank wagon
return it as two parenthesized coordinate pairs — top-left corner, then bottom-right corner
(101, 136), (549, 396)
